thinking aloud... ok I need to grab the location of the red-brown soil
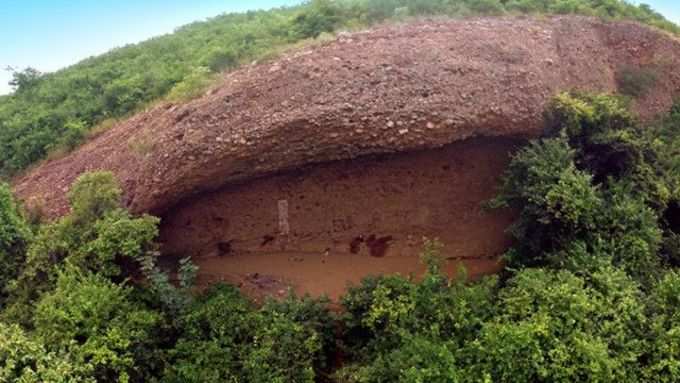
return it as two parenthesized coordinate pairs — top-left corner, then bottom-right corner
(12, 16), (680, 299)
(192, 254), (502, 302)
(160, 137), (518, 300)
(14, 16), (680, 219)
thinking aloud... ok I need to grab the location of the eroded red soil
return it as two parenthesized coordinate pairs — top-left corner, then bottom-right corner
(14, 17), (680, 220)
(160, 137), (519, 300)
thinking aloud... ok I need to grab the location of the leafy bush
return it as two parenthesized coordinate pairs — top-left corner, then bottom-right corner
(79, 209), (159, 278)
(492, 93), (668, 280)
(469, 267), (645, 382)
(545, 93), (637, 174)
(293, 0), (343, 38)
(617, 65), (659, 98)
(337, 333), (462, 383)
(68, 172), (122, 224)
(164, 284), (254, 382)
(241, 310), (321, 383)
(548, 93), (673, 211)
(466, 0), (504, 14)
(0, 322), (82, 383)
(595, 182), (663, 280)
(337, 253), (680, 383)
(0, 183), (30, 303)
(51, 119), (88, 154)
(166, 66), (214, 101)
(165, 284), (331, 383)
(261, 293), (337, 373)
(34, 266), (160, 382)
(2, 172), (161, 326)
(489, 136), (603, 266)
(339, 241), (498, 382)
(341, 263), (650, 383)
(645, 271), (680, 382)
(135, 252), (198, 316)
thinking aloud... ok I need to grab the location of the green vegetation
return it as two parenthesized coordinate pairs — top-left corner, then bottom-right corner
(33, 267), (161, 382)
(0, 0), (678, 177)
(337, 264), (648, 382)
(617, 65), (659, 98)
(0, 94), (680, 383)
(1, 1), (680, 380)
(0, 171), (335, 382)
(491, 93), (680, 282)
(0, 183), (30, 303)
(2, 94), (680, 381)
(165, 287), (333, 382)
(334, 95), (680, 382)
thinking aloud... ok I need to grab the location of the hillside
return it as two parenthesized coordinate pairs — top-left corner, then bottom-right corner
(15, 16), (680, 218)
(10, 15), (680, 301)
(0, 0), (678, 178)
(4, 5), (680, 383)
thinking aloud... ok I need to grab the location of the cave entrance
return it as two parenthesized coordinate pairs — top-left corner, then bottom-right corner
(158, 137), (523, 300)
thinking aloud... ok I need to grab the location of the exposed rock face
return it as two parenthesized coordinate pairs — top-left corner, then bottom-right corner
(161, 138), (520, 258)
(159, 137), (519, 298)
(14, 16), (680, 219)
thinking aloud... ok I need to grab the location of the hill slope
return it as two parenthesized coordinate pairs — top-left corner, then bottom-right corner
(14, 16), (680, 219)
(0, 0), (678, 177)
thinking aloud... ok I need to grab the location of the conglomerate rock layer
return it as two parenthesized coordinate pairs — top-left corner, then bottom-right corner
(14, 16), (680, 218)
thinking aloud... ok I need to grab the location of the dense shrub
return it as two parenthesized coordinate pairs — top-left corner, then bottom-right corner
(338, 238), (655, 383)
(338, 241), (498, 382)
(165, 284), (332, 383)
(293, 0), (343, 38)
(470, 267), (645, 382)
(488, 137), (603, 265)
(241, 310), (321, 383)
(0, 183), (30, 304)
(67, 172), (122, 224)
(337, 333), (462, 383)
(165, 284), (256, 382)
(166, 66), (214, 101)
(653, 102), (680, 214)
(0, 322), (82, 382)
(492, 93), (670, 281)
(342, 241), (496, 352)
(596, 182), (663, 280)
(261, 293), (337, 373)
(644, 271), (680, 382)
(547, 93), (673, 208)
(2, 172), (161, 326)
(34, 266), (160, 382)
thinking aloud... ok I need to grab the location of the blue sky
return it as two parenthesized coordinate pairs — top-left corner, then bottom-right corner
(0, 0), (678, 95)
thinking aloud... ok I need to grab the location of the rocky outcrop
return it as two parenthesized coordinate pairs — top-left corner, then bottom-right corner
(13, 16), (680, 218)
